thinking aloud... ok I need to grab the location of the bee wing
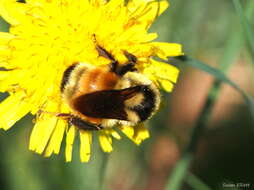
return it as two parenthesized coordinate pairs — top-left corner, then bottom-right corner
(72, 85), (145, 120)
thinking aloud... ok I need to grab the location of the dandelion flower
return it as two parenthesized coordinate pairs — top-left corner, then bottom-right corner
(0, 0), (183, 162)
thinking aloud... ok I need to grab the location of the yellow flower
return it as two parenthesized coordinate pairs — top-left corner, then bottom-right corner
(0, 0), (182, 162)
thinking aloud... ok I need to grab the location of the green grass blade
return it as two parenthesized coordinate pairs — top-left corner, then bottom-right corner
(186, 173), (212, 190)
(181, 56), (254, 120)
(99, 154), (109, 190)
(232, 0), (254, 58)
(166, 56), (254, 190)
(0, 17), (9, 32)
(166, 153), (193, 190)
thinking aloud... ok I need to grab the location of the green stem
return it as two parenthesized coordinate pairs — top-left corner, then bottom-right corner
(186, 173), (212, 190)
(232, 0), (254, 60)
(99, 154), (109, 190)
(167, 2), (254, 189)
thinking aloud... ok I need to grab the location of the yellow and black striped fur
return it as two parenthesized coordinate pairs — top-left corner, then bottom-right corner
(59, 46), (160, 131)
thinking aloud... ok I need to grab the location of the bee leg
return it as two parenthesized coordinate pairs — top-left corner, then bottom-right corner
(95, 45), (137, 75)
(123, 51), (137, 63)
(57, 113), (103, 131)
(96, 45), (115, 61)
(69, 116), (103, 131)
(115, 51), (138, 76)
(95, 45), (119, 73)
(93, 35), (115, 61)
(115, 62), (137, 76)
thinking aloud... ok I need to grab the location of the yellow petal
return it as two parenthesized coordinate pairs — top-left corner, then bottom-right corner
(79, 130), (92, 162)
(109, 129), (121, 140)
(0, 70), (24, 92)
(119, 125), (134, 141)
(44, 119), (67, 157)
(0, 0), (28, 25)
(151, 42), (183, 59)
(106, 0), (124, 8)
(0, 91), (31, 130)
(98, 131), (113, 152)
(127, 0), (169, 28)
(65, 126), (76, 162)
(143, 59), (179, 92)
(0, 32), (15, 45)
(0, 0), (182, 163)
(132, 123), (150, 145)
(0, 47), (11, 66)
(120, 124), (150, 145)
(90, 0), (106, 7)
(160, 79), (174, 92)
(29, 115), (57, 153)
(102, 128), (121, 140)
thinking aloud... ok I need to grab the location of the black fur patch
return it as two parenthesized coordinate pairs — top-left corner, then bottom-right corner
(132, 86), (156, 121)
(60, 64), (78, 92)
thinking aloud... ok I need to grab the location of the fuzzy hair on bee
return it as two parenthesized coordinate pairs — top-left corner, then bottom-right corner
(58, 45), (161, 131)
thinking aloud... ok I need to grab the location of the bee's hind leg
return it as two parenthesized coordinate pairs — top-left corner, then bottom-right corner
(57, 113), (103, 131)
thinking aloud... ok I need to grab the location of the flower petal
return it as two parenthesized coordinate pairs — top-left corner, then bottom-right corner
(0, 92), (31, 130)
(44, 119), (66, 157)
(65, 126), (76, 162)
(0, 0), (182, 162)
(79, 130), (92, 162)
(29, 101), (58, 154)
(0, 32), (15, 44)
(128, 0), (169, 28)
(151, 42), (183, 59)
(143, 59), (179, 92)
(98, 131), (113, 152)
(109, 129), (121, 140)
(132, 123), (150, 145)
(0, 0), (28, 25)
(120, 124), (150, 145)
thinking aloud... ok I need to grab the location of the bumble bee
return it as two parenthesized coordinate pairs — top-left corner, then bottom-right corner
(58, 45), (160, 130)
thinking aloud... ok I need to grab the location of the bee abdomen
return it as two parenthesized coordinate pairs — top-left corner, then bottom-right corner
(131, 85), (157, 121)
(60, 63), (79, 92)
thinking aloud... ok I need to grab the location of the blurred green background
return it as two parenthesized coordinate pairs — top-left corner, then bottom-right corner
(1, 0), (254, 190)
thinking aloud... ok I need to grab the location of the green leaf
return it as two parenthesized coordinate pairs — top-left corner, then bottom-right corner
(166, 56), (254, 190)
(166, 153), (193, 190)
(179, 56), (254, 120)
(232, 0), (254, 58)
(186, 173), (212, 190)
(0, 17), (9, 32)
